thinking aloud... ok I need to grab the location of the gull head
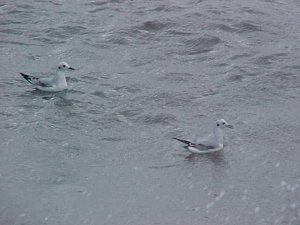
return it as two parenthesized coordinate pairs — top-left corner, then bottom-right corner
(58, 62), (75, 71)
(216, 119), (233, 129)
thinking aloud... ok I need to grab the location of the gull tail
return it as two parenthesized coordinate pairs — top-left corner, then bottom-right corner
(20, 73), (39, 85)
(172, 137), (194, 146)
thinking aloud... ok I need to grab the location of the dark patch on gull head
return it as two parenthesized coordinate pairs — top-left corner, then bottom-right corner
(58, 62), (75, 70)
(216, 119), (233, 129)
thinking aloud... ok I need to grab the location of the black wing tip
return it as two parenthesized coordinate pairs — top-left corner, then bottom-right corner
(20, 72), (27, 77)
(20, 73), (31, 79)
(20, 73), (35, 84)
(172, 137), (183, 141)
(172, 137), (192, 145)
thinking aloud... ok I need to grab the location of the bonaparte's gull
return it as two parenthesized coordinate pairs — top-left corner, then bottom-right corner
(173, 119), (233, 154)
(20, 62), (74, 92)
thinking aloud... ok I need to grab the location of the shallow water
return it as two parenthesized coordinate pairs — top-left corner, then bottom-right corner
(1, 0), (300, 224)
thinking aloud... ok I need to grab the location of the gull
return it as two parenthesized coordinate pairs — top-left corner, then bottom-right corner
(20, 62), (74, 92)
(173, 119), (233, 154)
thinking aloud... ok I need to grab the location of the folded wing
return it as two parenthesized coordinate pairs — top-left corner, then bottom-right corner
(20, 73), (53, 87)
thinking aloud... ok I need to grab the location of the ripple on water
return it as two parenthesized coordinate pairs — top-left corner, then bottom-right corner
(0, 19), (23, 26)
(211, 23), (238, 33)
(86, 0), (123, 13)
(30, 37), (66, 45)
(225, 66), (258, 82)
(233, 21), (263, 32)
(252, 53), (287, 66)
(150, 4), (184, 12)
(86, 1), (108, 6)
(183, 35), (222, 55)
(43, 25), (87, 39)
(0, 40), (43, 46)
(113, 85), (141, 94)
(228, 53), (252, 61)
(136, 20), (175, 32)
(167, 30), (197, 36)
(54, 98), (79, 107)
(81, 74), (101, 81)
(67, 89), (85, 95)
(86, 0), (123, 6)
(101, 136), (126, 142)
(0, 28), (24, 35)
(146, 92), (199, 108)
(140, 113), (177, 126)
(158, 72), (194, 82)
(102, 31), (130, 45)
(116, 107), (144, 118)
(63, 145), (84, 158)
(240, 7), (267, 16)
(87, 7), (108, 14)
(90, 91), (107, 98)
(0, 111), (13, 117)
(128, 56), (152, 67)
(227, 74), (244, 82)
(6, 9), (23, 15)
(16, 4), (35, 10)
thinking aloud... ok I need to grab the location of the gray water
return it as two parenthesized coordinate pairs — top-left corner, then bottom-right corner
(1, 0), (300, 224)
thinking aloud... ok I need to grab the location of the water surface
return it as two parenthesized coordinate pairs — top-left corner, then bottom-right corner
(0, 0), (300, 224)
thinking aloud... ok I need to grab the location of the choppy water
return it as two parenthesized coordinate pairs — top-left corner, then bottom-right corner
(1, 0), (300, 224)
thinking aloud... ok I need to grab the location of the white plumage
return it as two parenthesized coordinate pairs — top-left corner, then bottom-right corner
(20, 62), (74, 92)
(173, 119), (233, 154)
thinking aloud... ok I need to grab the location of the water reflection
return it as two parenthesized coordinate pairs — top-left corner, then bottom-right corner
(18, 89), (68, 100)
(184, 150), (228, 168)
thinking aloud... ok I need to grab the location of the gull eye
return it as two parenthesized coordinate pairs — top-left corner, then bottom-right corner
(63, 65), (66, 68)
(217, 123), (220, 126)
(58, 66), (61, 69)
(223, 122), (226, 125)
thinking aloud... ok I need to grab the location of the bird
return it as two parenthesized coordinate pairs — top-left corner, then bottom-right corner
(20, 62), (74, 92)
(173, 119), (233, 154)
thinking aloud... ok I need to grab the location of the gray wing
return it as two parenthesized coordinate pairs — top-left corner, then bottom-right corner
(173, 138), (214, 150)
(20, 73), (54, 87)
(38, 77), (55, 87)
(196, 134), (218, 147)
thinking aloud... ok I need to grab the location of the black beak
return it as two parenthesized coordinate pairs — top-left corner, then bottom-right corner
(68, 67), (75, 70)
(226, 124), (233, 129)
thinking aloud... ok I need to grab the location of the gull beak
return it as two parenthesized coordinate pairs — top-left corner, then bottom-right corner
(68, 67), (75, 70)
(226, 124), (233, 129)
